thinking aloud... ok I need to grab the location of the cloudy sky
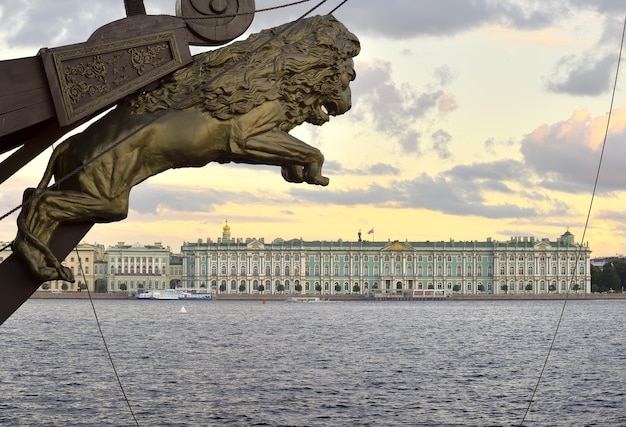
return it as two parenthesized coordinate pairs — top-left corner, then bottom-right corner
(1, 0), (626, 256)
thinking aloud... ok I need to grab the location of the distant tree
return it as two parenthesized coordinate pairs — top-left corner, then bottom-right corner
(97, 283), (107, 293)
(315, 283), (322, 293)
(295, 283), (302, 292)
(119, 283), (127, 291)
(352, 284), (360, 293)
(219, 283), (226, 292)
(258, 284), (265, 293)
(452, 284), (460, 292)
(501, 284), (508, 294)
(61, 283), (69, 291)
(525, 283), (533, 292)
(549, 283), (556, 292)
(572, 283), (580, 293)
(477, 284), (485, 292)
(613, 258), (626, 288)
(335, 284), (341, 292)
(238, 283), (246, 293)
(600, 263), (620, 292)
(276, 284), (285, 293)
(41, 283), (50, 290)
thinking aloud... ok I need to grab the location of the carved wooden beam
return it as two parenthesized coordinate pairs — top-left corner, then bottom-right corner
(40, 15), (191, 126)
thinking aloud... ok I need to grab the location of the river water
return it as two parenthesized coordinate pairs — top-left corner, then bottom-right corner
(1, 299), (625, 426)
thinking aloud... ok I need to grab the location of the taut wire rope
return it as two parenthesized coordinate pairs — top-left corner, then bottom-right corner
(519, 15), (626, 426)
(74, 250), (141, 427)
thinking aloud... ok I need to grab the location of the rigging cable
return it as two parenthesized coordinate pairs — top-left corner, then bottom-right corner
(519, 14), (626, 426)
(0, 0), (352, 424)
(74, 249), (140, 427)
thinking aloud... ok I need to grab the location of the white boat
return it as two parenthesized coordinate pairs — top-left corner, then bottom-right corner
(136, 289), (212, 300)
(286, 296), (323, 303)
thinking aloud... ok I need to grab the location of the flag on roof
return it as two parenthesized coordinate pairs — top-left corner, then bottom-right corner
(367, 228), (374, 234)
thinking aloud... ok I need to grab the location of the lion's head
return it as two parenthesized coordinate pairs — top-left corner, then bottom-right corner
(128, 15), (360, 129)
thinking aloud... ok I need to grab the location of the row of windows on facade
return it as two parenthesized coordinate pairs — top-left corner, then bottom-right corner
(187, 257), (585, 274)
(499, 264), (585, 275)
(195, 253), (490, 263)
(109, 265), (165, 275)
(191, 264), (493, 276)
(109, 256), (167, 263)
(180, 278), (586, 293)
(188, 262), (585, 277)
(109, 280), (168, 289)
(191, 252), (585, 263)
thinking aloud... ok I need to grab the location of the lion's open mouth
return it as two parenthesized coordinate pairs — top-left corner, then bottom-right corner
(320, 104), (330, 121)
(321, 100), (342, 117)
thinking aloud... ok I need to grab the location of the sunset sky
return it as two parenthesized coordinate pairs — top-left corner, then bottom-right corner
(1, 0), (626, 257)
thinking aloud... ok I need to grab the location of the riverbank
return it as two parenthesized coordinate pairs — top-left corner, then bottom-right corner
(29, 291), (626, 301)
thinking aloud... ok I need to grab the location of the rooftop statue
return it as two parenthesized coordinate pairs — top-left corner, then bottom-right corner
(12, 14), (360, 283)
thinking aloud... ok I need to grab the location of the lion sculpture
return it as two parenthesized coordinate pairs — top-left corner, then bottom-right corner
(12, 14), (360, 282)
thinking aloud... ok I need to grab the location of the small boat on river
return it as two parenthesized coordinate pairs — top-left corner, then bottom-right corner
(286, 296), (325, 303)
(137, 289), (212, 300)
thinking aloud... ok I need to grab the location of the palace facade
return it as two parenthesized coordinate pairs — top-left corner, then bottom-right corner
(105, 242), (171, 292)
(180, 222), (591, 296)
(1, 223), (591, 295)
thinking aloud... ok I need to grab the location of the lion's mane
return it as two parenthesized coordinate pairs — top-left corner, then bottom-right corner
(127, 15), (360, 129)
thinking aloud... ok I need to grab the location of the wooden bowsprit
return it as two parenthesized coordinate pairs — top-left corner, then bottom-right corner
(0, 0), (255, 325)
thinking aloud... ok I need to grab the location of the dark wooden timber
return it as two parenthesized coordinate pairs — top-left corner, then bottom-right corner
(0, 56), (56, 145)
(0, 222), (93, 326)
(0, 121), (62, 185)
(124, 0), (146, 16)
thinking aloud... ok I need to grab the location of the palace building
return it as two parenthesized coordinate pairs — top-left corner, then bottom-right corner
(105, 242), (171, 292)
(180, 222), (592, 296)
